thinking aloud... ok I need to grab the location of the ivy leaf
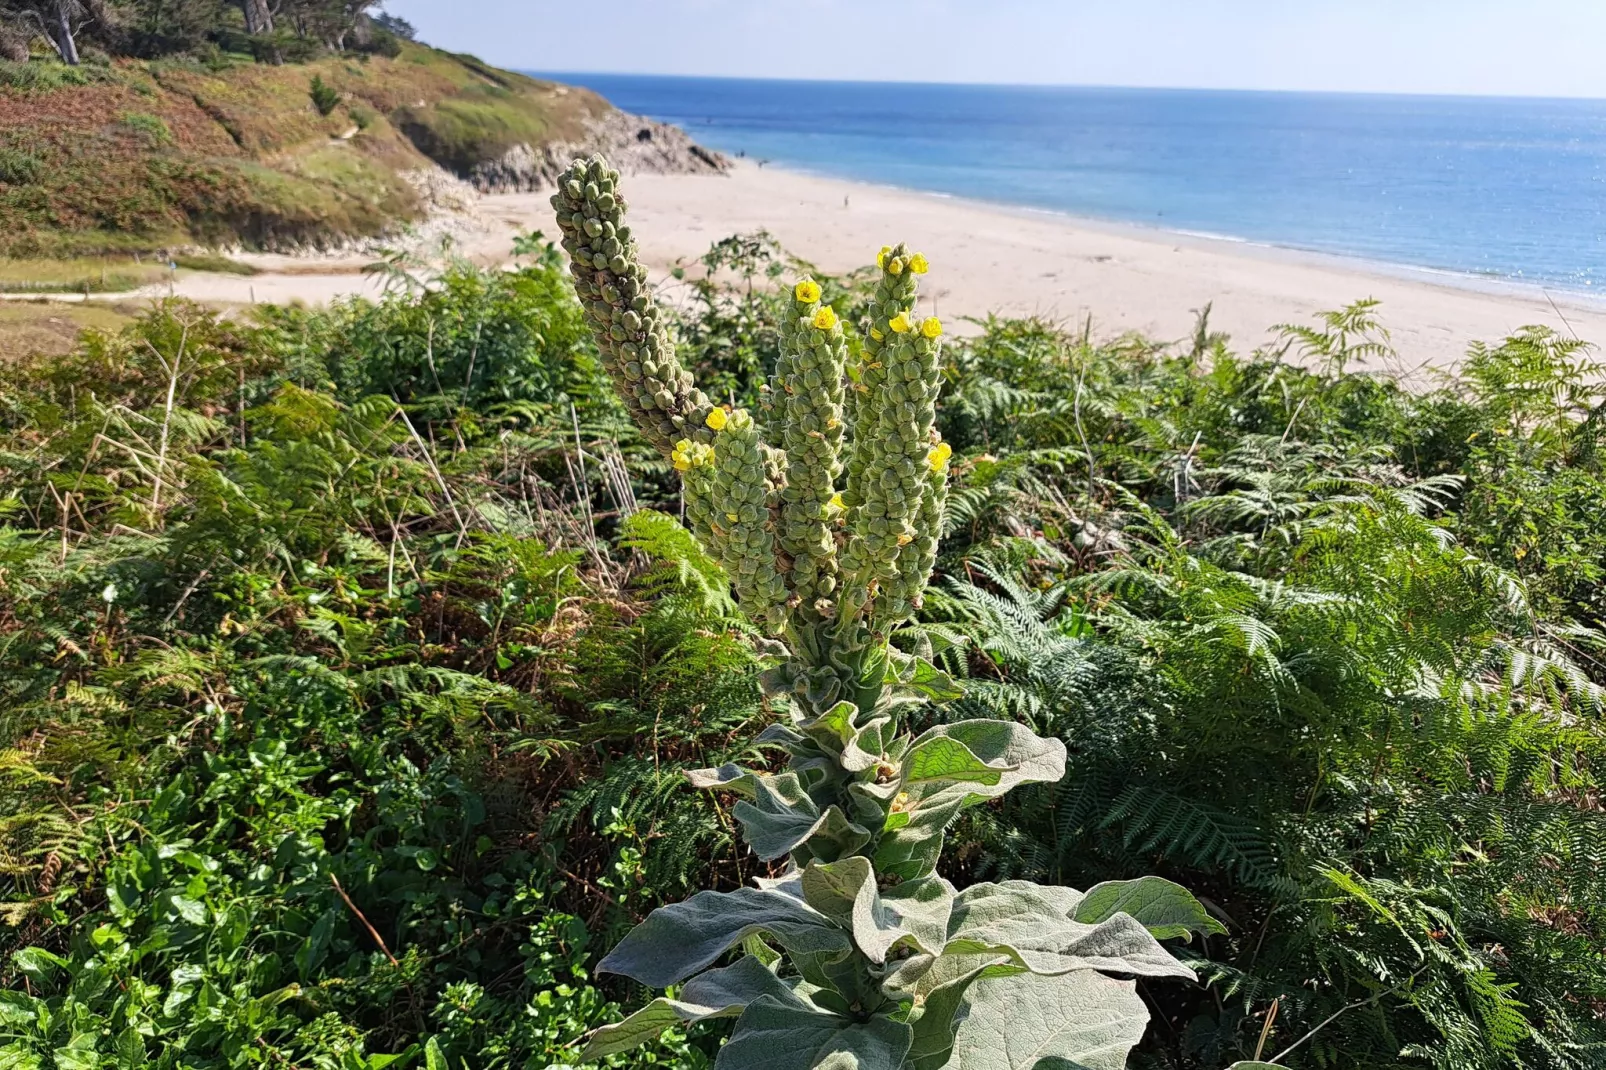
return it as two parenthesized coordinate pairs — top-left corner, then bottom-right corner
(580, 956), (806, 1060)
(716, 997), (913, 1070)
(597, 885), (851, 989)
(1073, 876), (1227, 942)
(941, 970), (1148, 1070)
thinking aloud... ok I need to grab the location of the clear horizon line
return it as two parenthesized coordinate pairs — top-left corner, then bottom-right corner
(520, 65), (1606, 104)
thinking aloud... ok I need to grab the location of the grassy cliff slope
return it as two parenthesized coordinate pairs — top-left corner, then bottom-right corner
(0, 45), (614, 258)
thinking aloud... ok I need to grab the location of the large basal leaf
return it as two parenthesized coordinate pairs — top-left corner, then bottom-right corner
(598, 885), (850, 988)
(579, 955), (805, 1060)
(942, 970), (1149, 1070)
(1072, 876), (1227, 942)
(946, 882), (1195, 981)
(799, 857), (954, 963)
(716, 997), (913, 1070)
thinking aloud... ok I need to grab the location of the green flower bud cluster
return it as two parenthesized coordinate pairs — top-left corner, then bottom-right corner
(554, 154), (945, 641)
(549, 157), (718, 455)
(775, 278), (847, 620)
(842, 243), (919, 515)
(837, 247), (946, 624)
(680, 410), (788, 632)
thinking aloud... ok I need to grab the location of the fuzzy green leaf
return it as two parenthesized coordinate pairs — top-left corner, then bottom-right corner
(716, 998), (913, 1070)
(800, 857), (954, 963)
(904, 720), (1066, 798)
(597, 886), (850, 989)
(945, 882), (1195, 980)
(1072, 876), (1227, 942)
(941, 970), (1148, 1070)
(580, 956), (804, 1060)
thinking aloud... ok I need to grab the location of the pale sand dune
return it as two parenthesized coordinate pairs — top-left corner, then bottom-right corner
(94, 161), (1606, 376)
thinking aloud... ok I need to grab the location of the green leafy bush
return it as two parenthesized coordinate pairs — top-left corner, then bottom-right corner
(310, 74), (341, 116)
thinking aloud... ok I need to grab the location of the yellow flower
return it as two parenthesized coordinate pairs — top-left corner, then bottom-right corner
(829, 492), (844, 510)
(1515, 546), (1529, 560)
(908, 253), (929, 274)
(812, 305), (838, 330)
(889, 312), (912, 334)
(869, 327), (884, 341)
(927, 441), (953, 474)
(794, 279), (821, 303)
(876, 245), (892, 268)
(896, 533), (913, 546)
(921, 316), (943, 339)
(887, 257), (905, 275)
(705, 407), (728, 431)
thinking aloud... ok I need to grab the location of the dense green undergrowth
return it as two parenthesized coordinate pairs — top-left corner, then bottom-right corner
(2, 237), (1604, 1069)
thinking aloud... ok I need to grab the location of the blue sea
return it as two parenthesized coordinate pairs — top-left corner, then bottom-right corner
(536, 73), (1606, 295)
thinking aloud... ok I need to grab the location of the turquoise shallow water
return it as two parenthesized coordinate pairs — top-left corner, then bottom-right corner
(535, 73), (1606, 295)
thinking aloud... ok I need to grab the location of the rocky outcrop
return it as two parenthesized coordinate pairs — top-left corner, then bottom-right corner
(468, 109), (728, 194)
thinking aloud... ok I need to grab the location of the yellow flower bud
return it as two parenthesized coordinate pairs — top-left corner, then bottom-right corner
(794, 279), (822, 303)
(812, 305), (838, 331)
(888, 257), (905, 275)
(869, 327), (884, 341)
(876, 245), (892, 268)
(908, 253), (929, 274)
(705, 407), (728, 431)
(896, 533), (913, 546)
(889, 313), (912, 334)
(829, 492), (844, 510)
(921, 316), (943, 339)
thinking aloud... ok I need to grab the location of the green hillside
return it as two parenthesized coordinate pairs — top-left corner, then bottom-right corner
(0, 44), (612, 257)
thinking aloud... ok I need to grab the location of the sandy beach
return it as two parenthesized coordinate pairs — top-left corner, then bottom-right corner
(55, 161), (1606, 376)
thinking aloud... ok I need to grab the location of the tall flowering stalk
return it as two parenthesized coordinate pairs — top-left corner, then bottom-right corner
(552, 155), (1217, 1070)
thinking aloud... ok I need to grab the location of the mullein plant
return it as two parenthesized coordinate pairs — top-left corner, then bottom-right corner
(553, 154), (1220, 1070)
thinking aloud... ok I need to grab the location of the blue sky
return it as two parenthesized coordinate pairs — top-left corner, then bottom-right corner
(385, 1), (1606, 98)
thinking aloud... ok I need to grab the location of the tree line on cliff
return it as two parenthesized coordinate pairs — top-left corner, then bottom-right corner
(0, 0), (416, 66)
